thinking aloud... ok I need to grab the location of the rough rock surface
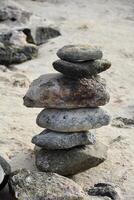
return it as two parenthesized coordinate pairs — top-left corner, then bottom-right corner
(22, 26), (61, 45)
(53, 59), (111, 78)
(0, 0), (31, 23)
(0, 156), (11, 176)
(0, 166), (5, 190)
(36, 108), (111, 132)
(88, 183), (121, 200)
(0, 30), (27, 46)
(9, 169), (86, 200)
(57, 45), (103, 62)
(32, 129), (96, 149)
(35, 142), (108, 176)
(0, 156), (11, 191)
(0, 27), (61, 46)
(0, 42), (38, 66)
(23, 73), (110, 108)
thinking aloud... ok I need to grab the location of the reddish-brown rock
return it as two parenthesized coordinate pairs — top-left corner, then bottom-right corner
(23, 73), (110, 108)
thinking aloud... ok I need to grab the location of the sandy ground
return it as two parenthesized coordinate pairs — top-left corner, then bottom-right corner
(0, 0), (134, 199)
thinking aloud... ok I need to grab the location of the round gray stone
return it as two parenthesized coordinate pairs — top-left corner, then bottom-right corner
(36, 108), (111, 132)
(35, 141), (108, 176)
(32, 129), (96, 149)
(57, 45), (103, 62)
(23, 73), (110, 108)
(53, 59), (111, 78)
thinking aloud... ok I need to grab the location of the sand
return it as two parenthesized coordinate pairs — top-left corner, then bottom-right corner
(0, 0), (134, 199)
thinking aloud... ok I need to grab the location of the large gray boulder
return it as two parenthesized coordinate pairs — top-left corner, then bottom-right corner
(23, 73), (110, 108)
(32, 129), (96, 149)
(9, 169), (86, 200)
(35, 141), (108, 176)
(57, 45), (103, 62)
(36, 108), (111, 132)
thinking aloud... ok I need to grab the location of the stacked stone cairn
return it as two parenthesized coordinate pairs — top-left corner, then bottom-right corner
(23, 45), (111, 176)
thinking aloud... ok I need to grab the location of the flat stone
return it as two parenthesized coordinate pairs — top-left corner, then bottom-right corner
(35, 141), (108, 176)
(0, 42), (38, 66)
(0, 156), (11, 191)
(23, 73), (110, 108)
(36, 108), (111, 132)
(32, 129), (96, 149)
(57, 45), (103, 62)
(10, 169), (86, 200)
(53, 59), (111, 78)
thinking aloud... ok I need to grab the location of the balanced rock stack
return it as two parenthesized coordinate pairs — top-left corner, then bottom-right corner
(23, 45), (111, 176)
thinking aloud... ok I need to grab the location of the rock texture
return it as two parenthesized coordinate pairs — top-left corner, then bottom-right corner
(0, 42), (38, 66)
(9, 169), (86, 200)
(0, 0), (31, 23)
(0, 166), (5, 190)
(0, 156), (11, 175)
(57, 45), (103, 62)
(35, 142), (108, 176)
(23, 44), (111, 178)
(23, 73), (110, 108)
(23, 26), (61, 45)
(53, 59), (111, 78)
(0, 30), (27, 46)
(88, 183), (121, 200)
(0, 156), (11, 191)
(36, 108), (111, 132)
(32, 129), (96, 149)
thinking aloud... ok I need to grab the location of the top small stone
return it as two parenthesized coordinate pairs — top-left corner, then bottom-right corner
(57, 45), (103, 62)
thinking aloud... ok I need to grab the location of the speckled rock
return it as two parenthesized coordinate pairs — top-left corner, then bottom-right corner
(0, 42), (38, 66)
(35, 141), (108, 176)
(88, 183), (121, 200)
(32, 129), (96, 149)
(0, 156), (11, 191)
(57, 45), (103, 62)
(9, 169), (86, 200)
(36, 108), (111, 132)
(23, 73), (110, 108)
(53, 59), (111, 78)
